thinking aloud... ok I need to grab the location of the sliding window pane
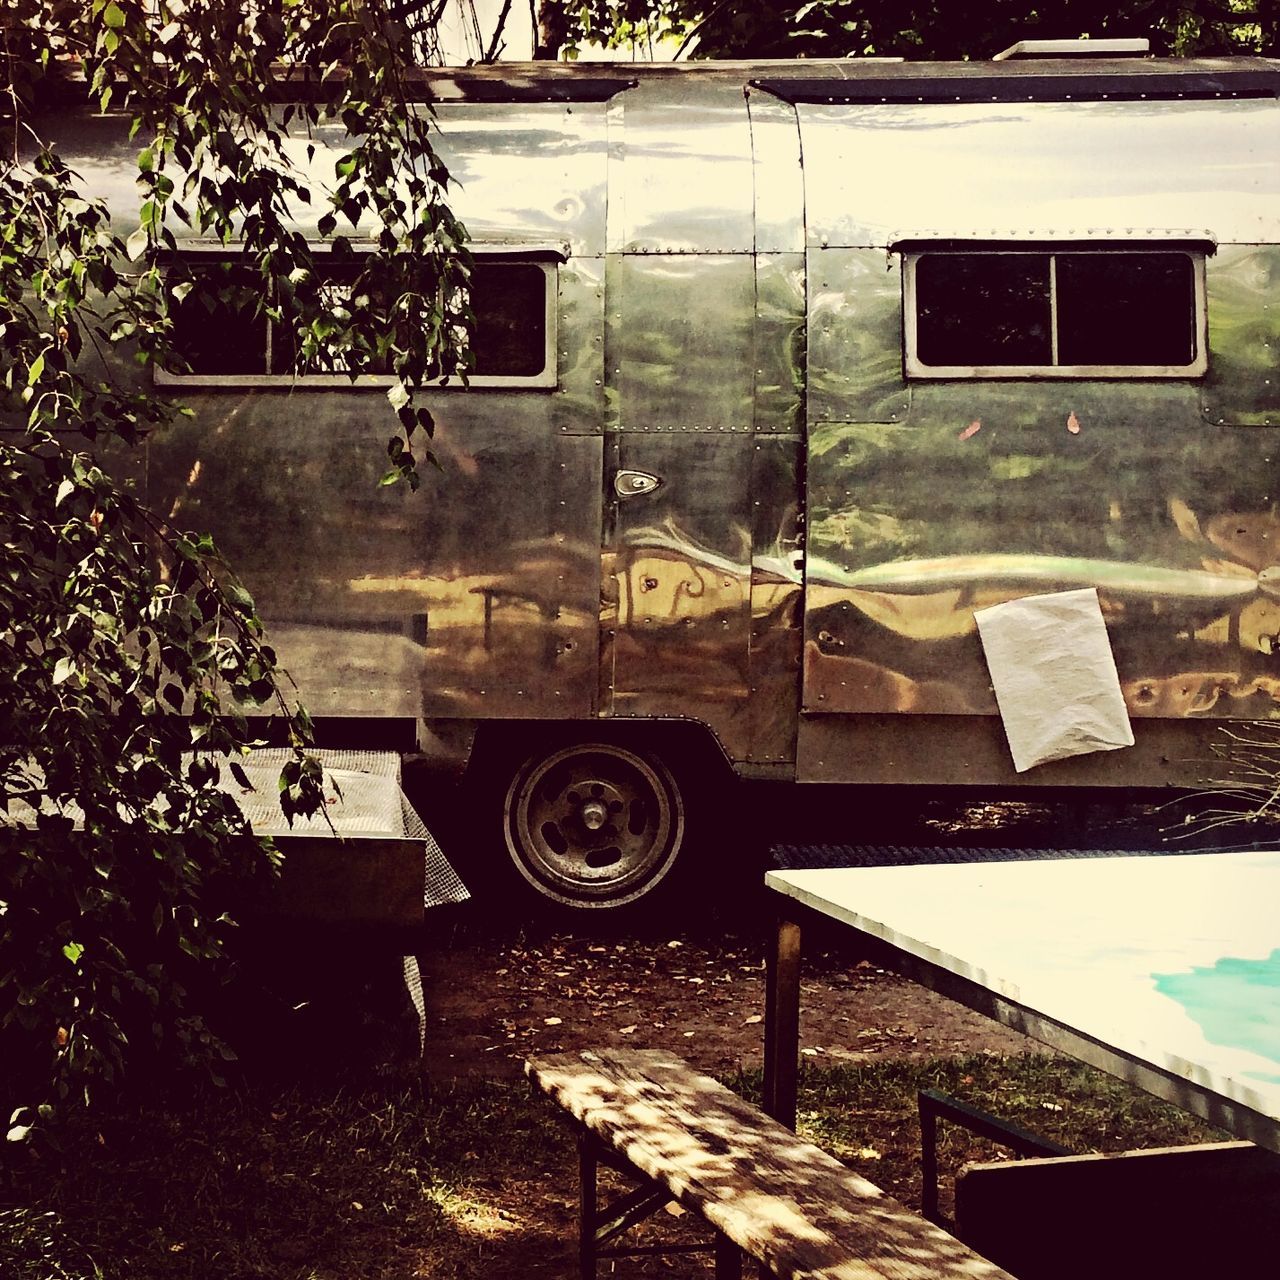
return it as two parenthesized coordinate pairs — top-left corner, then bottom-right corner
(1056, 253), (1196, 367)
(469, 263), (548, 378)
(915, 254), (1052, 368)
(169, 263), (268, 375)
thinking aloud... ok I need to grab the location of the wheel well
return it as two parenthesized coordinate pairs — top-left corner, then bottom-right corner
(467, 718), (733, 785)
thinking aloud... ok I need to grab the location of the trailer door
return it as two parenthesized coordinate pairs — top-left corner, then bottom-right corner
(598, 79), (763, 759)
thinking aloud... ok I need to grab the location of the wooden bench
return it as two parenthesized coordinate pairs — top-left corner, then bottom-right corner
(526, 1048), (1015, 1280)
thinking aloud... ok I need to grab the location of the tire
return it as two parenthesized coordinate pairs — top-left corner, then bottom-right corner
(500, 738), (688, 911)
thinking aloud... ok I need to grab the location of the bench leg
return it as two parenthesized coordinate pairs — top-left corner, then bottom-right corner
(576, 1126), (727, 1275)
(579, 1134), (598, 1280)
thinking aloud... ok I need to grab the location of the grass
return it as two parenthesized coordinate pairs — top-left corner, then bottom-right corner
(0, 1072), (569, 1280)
(1, 1054), (1222, 1279)
(743, 1053), (1224, 1222)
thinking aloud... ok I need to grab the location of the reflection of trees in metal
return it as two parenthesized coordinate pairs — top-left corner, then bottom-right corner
(804, 502), (1280, 720)
(616, 521), (751, 628)
(1122, 670), (1280, 718)
(816, 551), (1263, 604)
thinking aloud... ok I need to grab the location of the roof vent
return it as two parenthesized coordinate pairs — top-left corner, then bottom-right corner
(992, 37), (1150, 61)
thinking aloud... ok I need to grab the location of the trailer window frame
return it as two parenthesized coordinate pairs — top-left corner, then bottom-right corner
(901, 244), (1209, 380)
(155, 242), (561, 391)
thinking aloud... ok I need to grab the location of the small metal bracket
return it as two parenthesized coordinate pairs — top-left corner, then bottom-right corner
(614, 469), (662, 498)
(918, 1089), (1073, 1227)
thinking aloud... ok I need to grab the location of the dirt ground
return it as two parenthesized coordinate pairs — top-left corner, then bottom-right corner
(417, 790), (1185, 1079)
(3, 798), (1232, 1280)
(417, 928), (1029, 1082)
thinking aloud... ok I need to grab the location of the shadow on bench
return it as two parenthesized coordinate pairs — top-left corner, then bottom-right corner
(527, 1048), (1014, 1279)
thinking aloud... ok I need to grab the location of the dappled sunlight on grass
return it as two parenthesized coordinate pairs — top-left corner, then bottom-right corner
(1, 1054), (1224, 1278)
(424, 1186), (529, 1236)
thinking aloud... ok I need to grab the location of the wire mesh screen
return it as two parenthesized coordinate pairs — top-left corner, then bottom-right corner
(221, 748), (412, 838)
(209, 748), (468, 908)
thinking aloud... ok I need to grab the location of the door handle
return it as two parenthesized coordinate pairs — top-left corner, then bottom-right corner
(614, 469), (662, 499)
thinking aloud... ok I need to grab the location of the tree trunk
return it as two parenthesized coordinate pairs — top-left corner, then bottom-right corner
(533, 0), (570, 59)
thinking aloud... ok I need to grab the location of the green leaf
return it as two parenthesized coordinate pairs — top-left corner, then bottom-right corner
(225, 583), (255, 614)
(0, 0), (476, 1136)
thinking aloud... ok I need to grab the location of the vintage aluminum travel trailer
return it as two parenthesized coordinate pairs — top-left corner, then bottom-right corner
(53, 50), (1280, 909)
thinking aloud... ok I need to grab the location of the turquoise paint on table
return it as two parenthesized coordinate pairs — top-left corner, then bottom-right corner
(1154, 949), (1280, 1085)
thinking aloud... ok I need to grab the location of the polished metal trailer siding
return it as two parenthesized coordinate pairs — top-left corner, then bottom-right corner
(599, 74), (804, 769)
(50, 57), (1280, 907)
(147, 92), (613, 728)
(775, 63), (1280, 787)
(132, 65), (815, 776)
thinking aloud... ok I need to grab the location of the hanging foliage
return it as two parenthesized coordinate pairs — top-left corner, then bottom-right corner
(1, 0), (468, 1139)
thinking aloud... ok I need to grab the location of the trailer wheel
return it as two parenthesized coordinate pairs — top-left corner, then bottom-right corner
(501, 741), (686, 910)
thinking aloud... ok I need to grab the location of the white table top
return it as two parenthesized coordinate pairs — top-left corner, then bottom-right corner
(766, 850), (1280, 1151)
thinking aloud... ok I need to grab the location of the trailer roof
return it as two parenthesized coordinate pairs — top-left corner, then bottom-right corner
(37, 55), (1280, 106)
(755, 62), (1279, 104)
(389, 56), (1279, 104)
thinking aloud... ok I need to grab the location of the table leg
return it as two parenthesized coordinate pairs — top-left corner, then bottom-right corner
(578, 1133), (597, 1280)
(763, 914), (802, 1130)
(713, 1233), (743, 1279)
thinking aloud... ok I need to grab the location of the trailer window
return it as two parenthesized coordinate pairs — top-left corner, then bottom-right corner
(160, 252), (557, 388)
(903, 248), (1206, 379)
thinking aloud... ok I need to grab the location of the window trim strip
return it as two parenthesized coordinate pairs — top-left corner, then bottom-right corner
(155, 243), (562, 391)
(902, 246), (1208, 380)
